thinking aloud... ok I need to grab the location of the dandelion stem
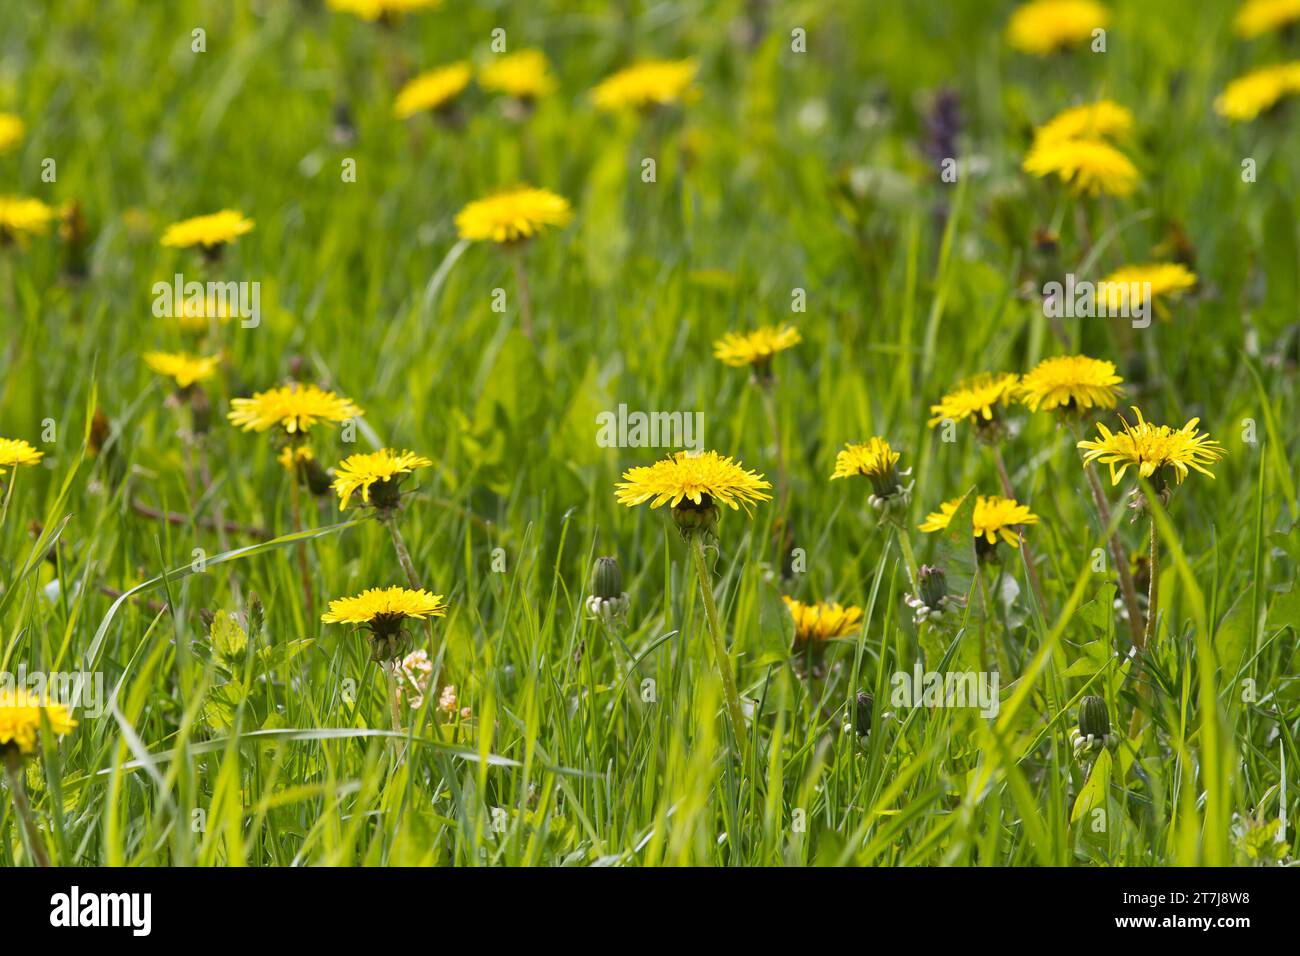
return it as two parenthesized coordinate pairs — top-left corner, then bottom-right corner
(288, 473), (315, 617)
(383, 513), (443, 702)
(991, 446), (1048, 615)
(0, 469), (17, 534)
(385, 514), (421, 590)
(758, 378), (789, 518)
(385, 659), (404, 738)
(3, 750), (50, 867)
(1074, 428), (1145, 649)
(1128, 515), (1159, 740)
(689, 534), (751, 757)
(509, 247), (535, 342)
(893, 523), (919, 593)
(1143, 514), (1159, 656)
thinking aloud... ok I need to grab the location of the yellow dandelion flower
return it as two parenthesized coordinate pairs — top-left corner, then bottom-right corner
(160, 210), (254, 249)
(143, 351), (221, 389)
(1032, 100), (1133, 149)
(332, 448), (432, 511)
(1214, 62), (1300, 122)
(0, 689), (76, 757)
(1077, 406), (1226, 486)
(616, 450), (771, 514)
(919, 495), (1039, 548)
(277, 444), (315, 471)
(1018, 354), (1123, 412)
(174, 293), (235, 332)
(830, 437), (899, 481)
(1006, 0), (1109, 56)
(322, 586), (448, 660)
(1234, 0), (1300, 38)
(713, 324), (801, 369)
(592, 58), (698, 112)
(1023, 137), (1139, 197)
(0, 437), (44, 478)
(0, 195), (55, 244)
(830, 437), (912, 510)
(321, 586), (448, 626)
(326, 0), (442, 21)
(783, 597), (864, 643)
(227, 383), (362, 436)
(1098, 262), (1196, 313)
(393, 62), (472, 119)
(479, 50), (556, 100)
(928, 373), (1020, 427)
(0, 113), (24, 155)
(455, 186), (572, 243)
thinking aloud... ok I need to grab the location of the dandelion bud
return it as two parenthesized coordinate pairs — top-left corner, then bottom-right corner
(919, 565), (948, 608)
(59, 199), (90, 280)
(587, 556), (630, 624)
(1078, 695), (1110, 738)
(592, 556), (622, 600)
(188, 384), (212, 434)
(905, 564), (964, 626)
(1072, 695), (1115, 756)
(853, 691), (873, 738)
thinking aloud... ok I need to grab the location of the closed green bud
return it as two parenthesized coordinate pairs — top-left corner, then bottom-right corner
(1072, 695), (1114, 757)
(592, 556), (623, 601)
(1078, 695), (1110, 739)
(918, 565), (948, 609)
(853, 691), (874, 738)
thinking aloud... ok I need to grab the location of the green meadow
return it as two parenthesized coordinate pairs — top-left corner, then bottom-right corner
(0, 0), (1296, 866)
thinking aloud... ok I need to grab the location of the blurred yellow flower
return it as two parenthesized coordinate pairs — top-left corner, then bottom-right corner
(0, 437), (44, 477)
(1018, 355), (1123, 412)
(1098, 262), (1196, 312)
(1078, 407), (1225, 486)
(0, 113), (24, 154)
(0, 195), (55, 244)
(1006, 0), (1109, 56)
(332, 448), (432, 510)
(1032, 100), (1133, 148)
(919, 495), (1039, 548)
(1234, 0), (1300, 38)
(713, 324), (801, 368)
(228, 383), (362, 436)
(277, 444), (315, 471)
(394, 62), (472, 119)
(0, 689), (76, 756)
(783, 597), (864, 644)
(143, 351), (221, 389)
(480, 50), (556, 99)
(592, 59), (698, 111)
(455, 186), (572, 243)
(160, 210), (254, 249)
(928, 373), (1020, 426)
(1215, 62), (1300, 122)
(1023, 137), (1139, 197)
(175, 293), (235, 332)
(327, 0), (442, 21)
